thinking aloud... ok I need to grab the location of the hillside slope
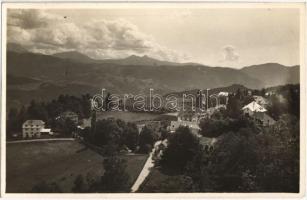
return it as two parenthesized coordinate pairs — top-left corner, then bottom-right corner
(6, 50), (299, 108)
(240, 63), (299, 88)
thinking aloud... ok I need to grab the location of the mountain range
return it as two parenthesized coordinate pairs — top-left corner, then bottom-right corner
(6, 43), (299, 108)
(52, 50), (199, 66)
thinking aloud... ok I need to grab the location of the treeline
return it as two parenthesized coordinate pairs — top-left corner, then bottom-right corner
(140, 84), (300, 192)
(266, 84), (300, 119)
(141, 112), (299, 192)
(81, 117), (162, 155)
(231, 84), (300, 120)
(7, 94), (92, 137)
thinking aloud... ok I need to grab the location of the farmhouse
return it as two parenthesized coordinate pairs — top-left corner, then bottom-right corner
(242, 101), (267, 116)
(168, 109), (215, 135)
(22, 120), (45, 138)
(242, 101), (276, 126)
(167, 110), (201, 134)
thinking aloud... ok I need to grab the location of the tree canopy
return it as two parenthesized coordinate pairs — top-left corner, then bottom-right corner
(160, 126), (202, 172)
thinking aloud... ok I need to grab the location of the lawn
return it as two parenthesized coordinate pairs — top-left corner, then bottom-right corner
(6, 140), (148, 193)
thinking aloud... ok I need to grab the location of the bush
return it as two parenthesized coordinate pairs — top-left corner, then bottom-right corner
(199, 118), (230, 137)
(160, 126), (201, 172)
(91, 119), (139, 153)
(199, 115), (259, 138)
(95, 156), (131, 192)
(138, 126), (158, 153)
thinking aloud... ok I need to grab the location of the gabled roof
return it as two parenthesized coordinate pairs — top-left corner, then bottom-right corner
(242, 101), (267, 112)
(23, 120), (45, 127)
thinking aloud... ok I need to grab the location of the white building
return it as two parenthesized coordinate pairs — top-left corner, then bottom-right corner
(22, 120), (45, 138)
(242, 101), (276, 126)
(242, 101), (267, 116)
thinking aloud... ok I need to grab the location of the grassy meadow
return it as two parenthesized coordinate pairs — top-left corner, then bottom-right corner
(6, 140), (147, 193)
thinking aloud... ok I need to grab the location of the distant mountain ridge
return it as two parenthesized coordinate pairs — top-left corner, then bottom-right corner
(6, 43), (299, 108)
(52, 50), (199, 66)
(241, 63), (299, 87)
(52, 51), (96, 63)
(6, 50), (299, 91)
(7, 50), (263, 91)
(8, 42), (299, 70)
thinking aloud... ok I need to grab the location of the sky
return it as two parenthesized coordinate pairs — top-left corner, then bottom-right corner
(7, 7), (300, 68)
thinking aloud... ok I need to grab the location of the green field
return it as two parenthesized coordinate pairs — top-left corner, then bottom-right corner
(6, 140), (147, 193)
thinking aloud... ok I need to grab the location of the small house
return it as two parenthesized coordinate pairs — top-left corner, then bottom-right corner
(242, 101), (267, 116)
(242, 101), (275, 126)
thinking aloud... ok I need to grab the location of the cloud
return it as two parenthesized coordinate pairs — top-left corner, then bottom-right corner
(220, 45), (239, 62)
(7, 9), (189, 62)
